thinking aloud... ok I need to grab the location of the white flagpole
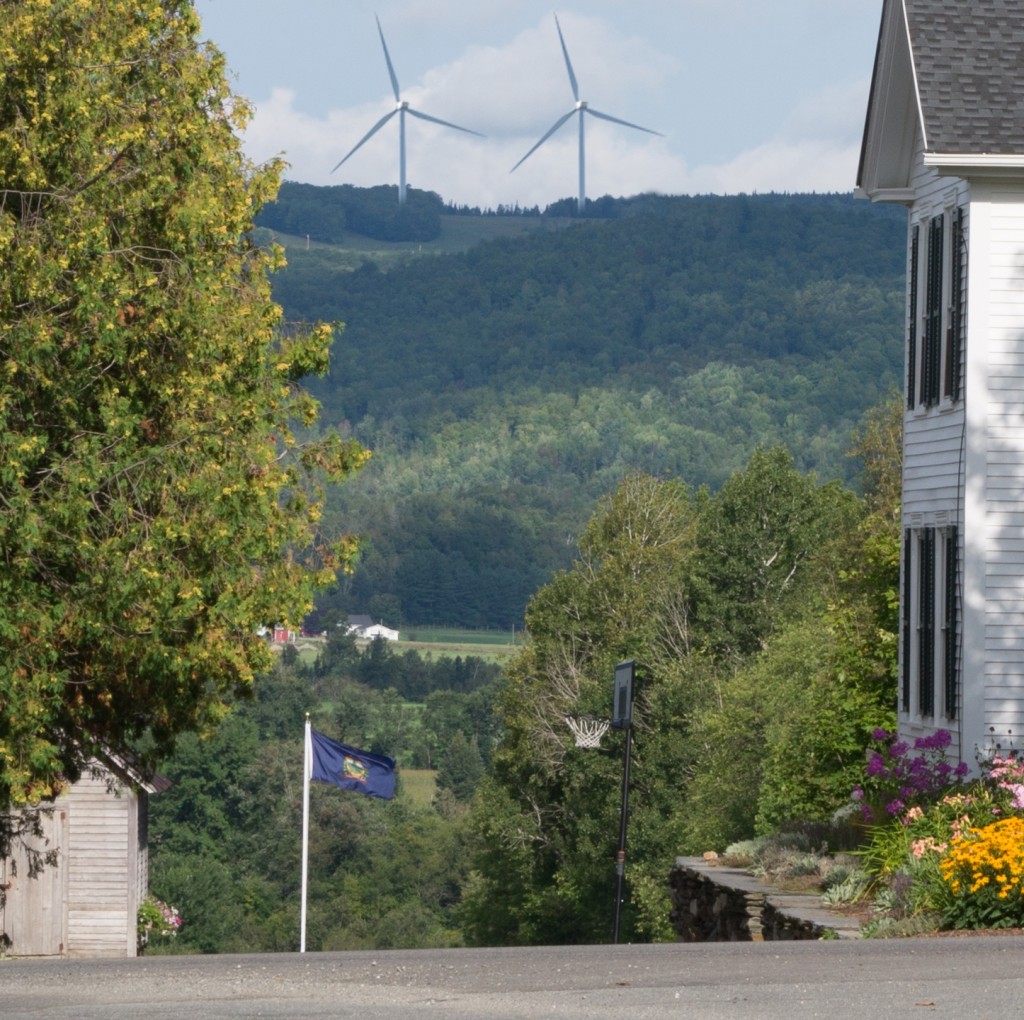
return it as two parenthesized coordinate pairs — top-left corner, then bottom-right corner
(300, 714), (311, 953)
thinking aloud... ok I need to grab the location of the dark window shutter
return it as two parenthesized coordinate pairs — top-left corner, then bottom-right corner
(946, 207), (965, 402)
(902, 531), (912, 711)
(919, 527), (936, 716)
(944, 527), (958, 719)
(923, 215), (944, 406)
(908, 225), (919, 409)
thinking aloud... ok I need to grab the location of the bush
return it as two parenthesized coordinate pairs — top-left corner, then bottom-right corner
(854, 742), (1024, 934)
(853, 729), (969, 822)
(938, 817), (1024, 930)
(137, 896), (182, 954)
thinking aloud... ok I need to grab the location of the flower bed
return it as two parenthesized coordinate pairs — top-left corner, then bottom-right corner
(851, 730), (1024, 936)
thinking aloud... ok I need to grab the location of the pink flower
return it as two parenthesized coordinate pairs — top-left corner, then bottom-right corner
(902, 806), (924, 825)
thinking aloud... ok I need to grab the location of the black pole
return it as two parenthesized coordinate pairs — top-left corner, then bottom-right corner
(612, 720), (632, 944)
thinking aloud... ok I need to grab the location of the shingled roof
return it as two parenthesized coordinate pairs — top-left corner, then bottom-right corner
(858, 0), (1024, 197)
(906, 0), (1024, 154)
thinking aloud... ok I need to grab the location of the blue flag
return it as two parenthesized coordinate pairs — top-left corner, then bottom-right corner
(309, 728), (396, 800)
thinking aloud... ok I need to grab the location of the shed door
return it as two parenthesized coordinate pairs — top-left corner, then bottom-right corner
(1, 808), (69, 956)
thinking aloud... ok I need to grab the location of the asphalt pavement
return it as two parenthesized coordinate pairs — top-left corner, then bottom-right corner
(2, 938), (1022, 1020)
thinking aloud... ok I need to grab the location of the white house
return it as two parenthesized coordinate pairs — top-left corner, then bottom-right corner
(1, 755), (169, 957)
(345, 615), (399, 642)
(857, 0), (1024, 765)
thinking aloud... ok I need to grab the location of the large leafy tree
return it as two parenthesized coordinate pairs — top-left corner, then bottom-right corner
(0, 0), (367, 808)
(463, 474), (705, 944)
(464, 453), (871, 944)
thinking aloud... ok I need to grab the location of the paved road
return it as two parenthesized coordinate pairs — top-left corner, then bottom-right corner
(2, 939), (1022, 1019)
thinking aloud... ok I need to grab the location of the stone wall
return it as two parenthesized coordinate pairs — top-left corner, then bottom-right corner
(668, 857), (862, 941)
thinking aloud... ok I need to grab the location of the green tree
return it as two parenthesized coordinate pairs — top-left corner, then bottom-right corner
(463, 474), (704, 944)
(691, 446), (859, 659)
(436, 730), (485, 802)
(0, 0), (368, 810)
(681, 410), (901, 848)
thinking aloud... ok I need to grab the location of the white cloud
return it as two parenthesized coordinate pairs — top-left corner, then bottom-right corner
(220, 4), (876, 207)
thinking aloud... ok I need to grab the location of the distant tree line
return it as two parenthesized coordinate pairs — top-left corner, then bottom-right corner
(256, 182), (447, 243)
(263, 189), (905, 630)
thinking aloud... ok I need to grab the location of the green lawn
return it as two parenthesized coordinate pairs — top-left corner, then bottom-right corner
(396, 627), (520, 664)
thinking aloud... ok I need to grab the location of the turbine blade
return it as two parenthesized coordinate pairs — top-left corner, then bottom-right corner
(554, 14), (579, 102)
(376, 15), (401, 103)
(510, 110), (577, 172)
(584, 107), (664, 137)
(330, 109), (399, 173)
(406, 107), (485, 137)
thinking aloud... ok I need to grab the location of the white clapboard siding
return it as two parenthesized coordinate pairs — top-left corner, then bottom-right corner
(977, 187), (1024, 746)
(901, 159), (969, 518)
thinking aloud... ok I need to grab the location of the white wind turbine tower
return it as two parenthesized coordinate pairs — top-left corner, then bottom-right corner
(512, 14), (663, 213)
(331, 16), (484, 204)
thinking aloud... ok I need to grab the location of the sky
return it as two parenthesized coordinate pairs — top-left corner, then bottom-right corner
(193, 0), (883, 210)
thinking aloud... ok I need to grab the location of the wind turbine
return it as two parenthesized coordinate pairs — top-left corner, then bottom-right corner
(331, 16), (484, 204)
(512, 14), (663, 213)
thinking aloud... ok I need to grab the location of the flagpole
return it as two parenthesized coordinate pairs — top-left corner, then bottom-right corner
(300, 714), (311, 953)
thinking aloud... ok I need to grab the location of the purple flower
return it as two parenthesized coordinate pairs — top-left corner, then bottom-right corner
(885, 799), (905, 816)
(872, 728), (892, 742)
(866, 753), (887, 777)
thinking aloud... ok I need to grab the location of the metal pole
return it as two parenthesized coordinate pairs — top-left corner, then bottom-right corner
(300, 715), (311, 952)
(613, 720), (632, 944)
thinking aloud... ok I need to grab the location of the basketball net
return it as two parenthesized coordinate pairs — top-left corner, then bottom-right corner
(564, 715), (610, 749)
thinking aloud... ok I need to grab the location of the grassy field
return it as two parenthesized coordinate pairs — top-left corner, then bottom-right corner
(257, 213), (575, 260)
(396, 627), (520, 664)
(272, 628), (521, 665)
(400, 768), (437, 808)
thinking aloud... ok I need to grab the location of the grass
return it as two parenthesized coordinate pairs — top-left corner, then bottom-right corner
(401, 626), (518, 645)
(401, 768), (437, 809)
(272, 627), (520, 665)
(255, 213), (576, 261)
(396, 627), (520, 664)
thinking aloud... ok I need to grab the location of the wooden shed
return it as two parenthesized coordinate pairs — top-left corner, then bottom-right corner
(1, 755), (169, 958)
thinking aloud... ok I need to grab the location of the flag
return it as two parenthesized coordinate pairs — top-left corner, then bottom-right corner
(308, 728), (396, 800)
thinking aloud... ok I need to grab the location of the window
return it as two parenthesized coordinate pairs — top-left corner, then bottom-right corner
(921, 214), (943, 407)
(918, 527), (935, 715)
(908, 207), (965, 410)
(902, 525), (959, 720)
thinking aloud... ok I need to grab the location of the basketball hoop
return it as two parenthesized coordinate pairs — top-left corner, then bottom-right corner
(565, 715), (610, 749)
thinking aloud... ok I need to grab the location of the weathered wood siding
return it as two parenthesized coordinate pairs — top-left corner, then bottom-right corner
(65, 767), (139, 958)
(2, 761), (147, 959)
(0, 807), (69, 956)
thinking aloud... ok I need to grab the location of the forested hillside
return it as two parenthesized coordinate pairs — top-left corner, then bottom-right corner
(259, 189), (906, 629)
